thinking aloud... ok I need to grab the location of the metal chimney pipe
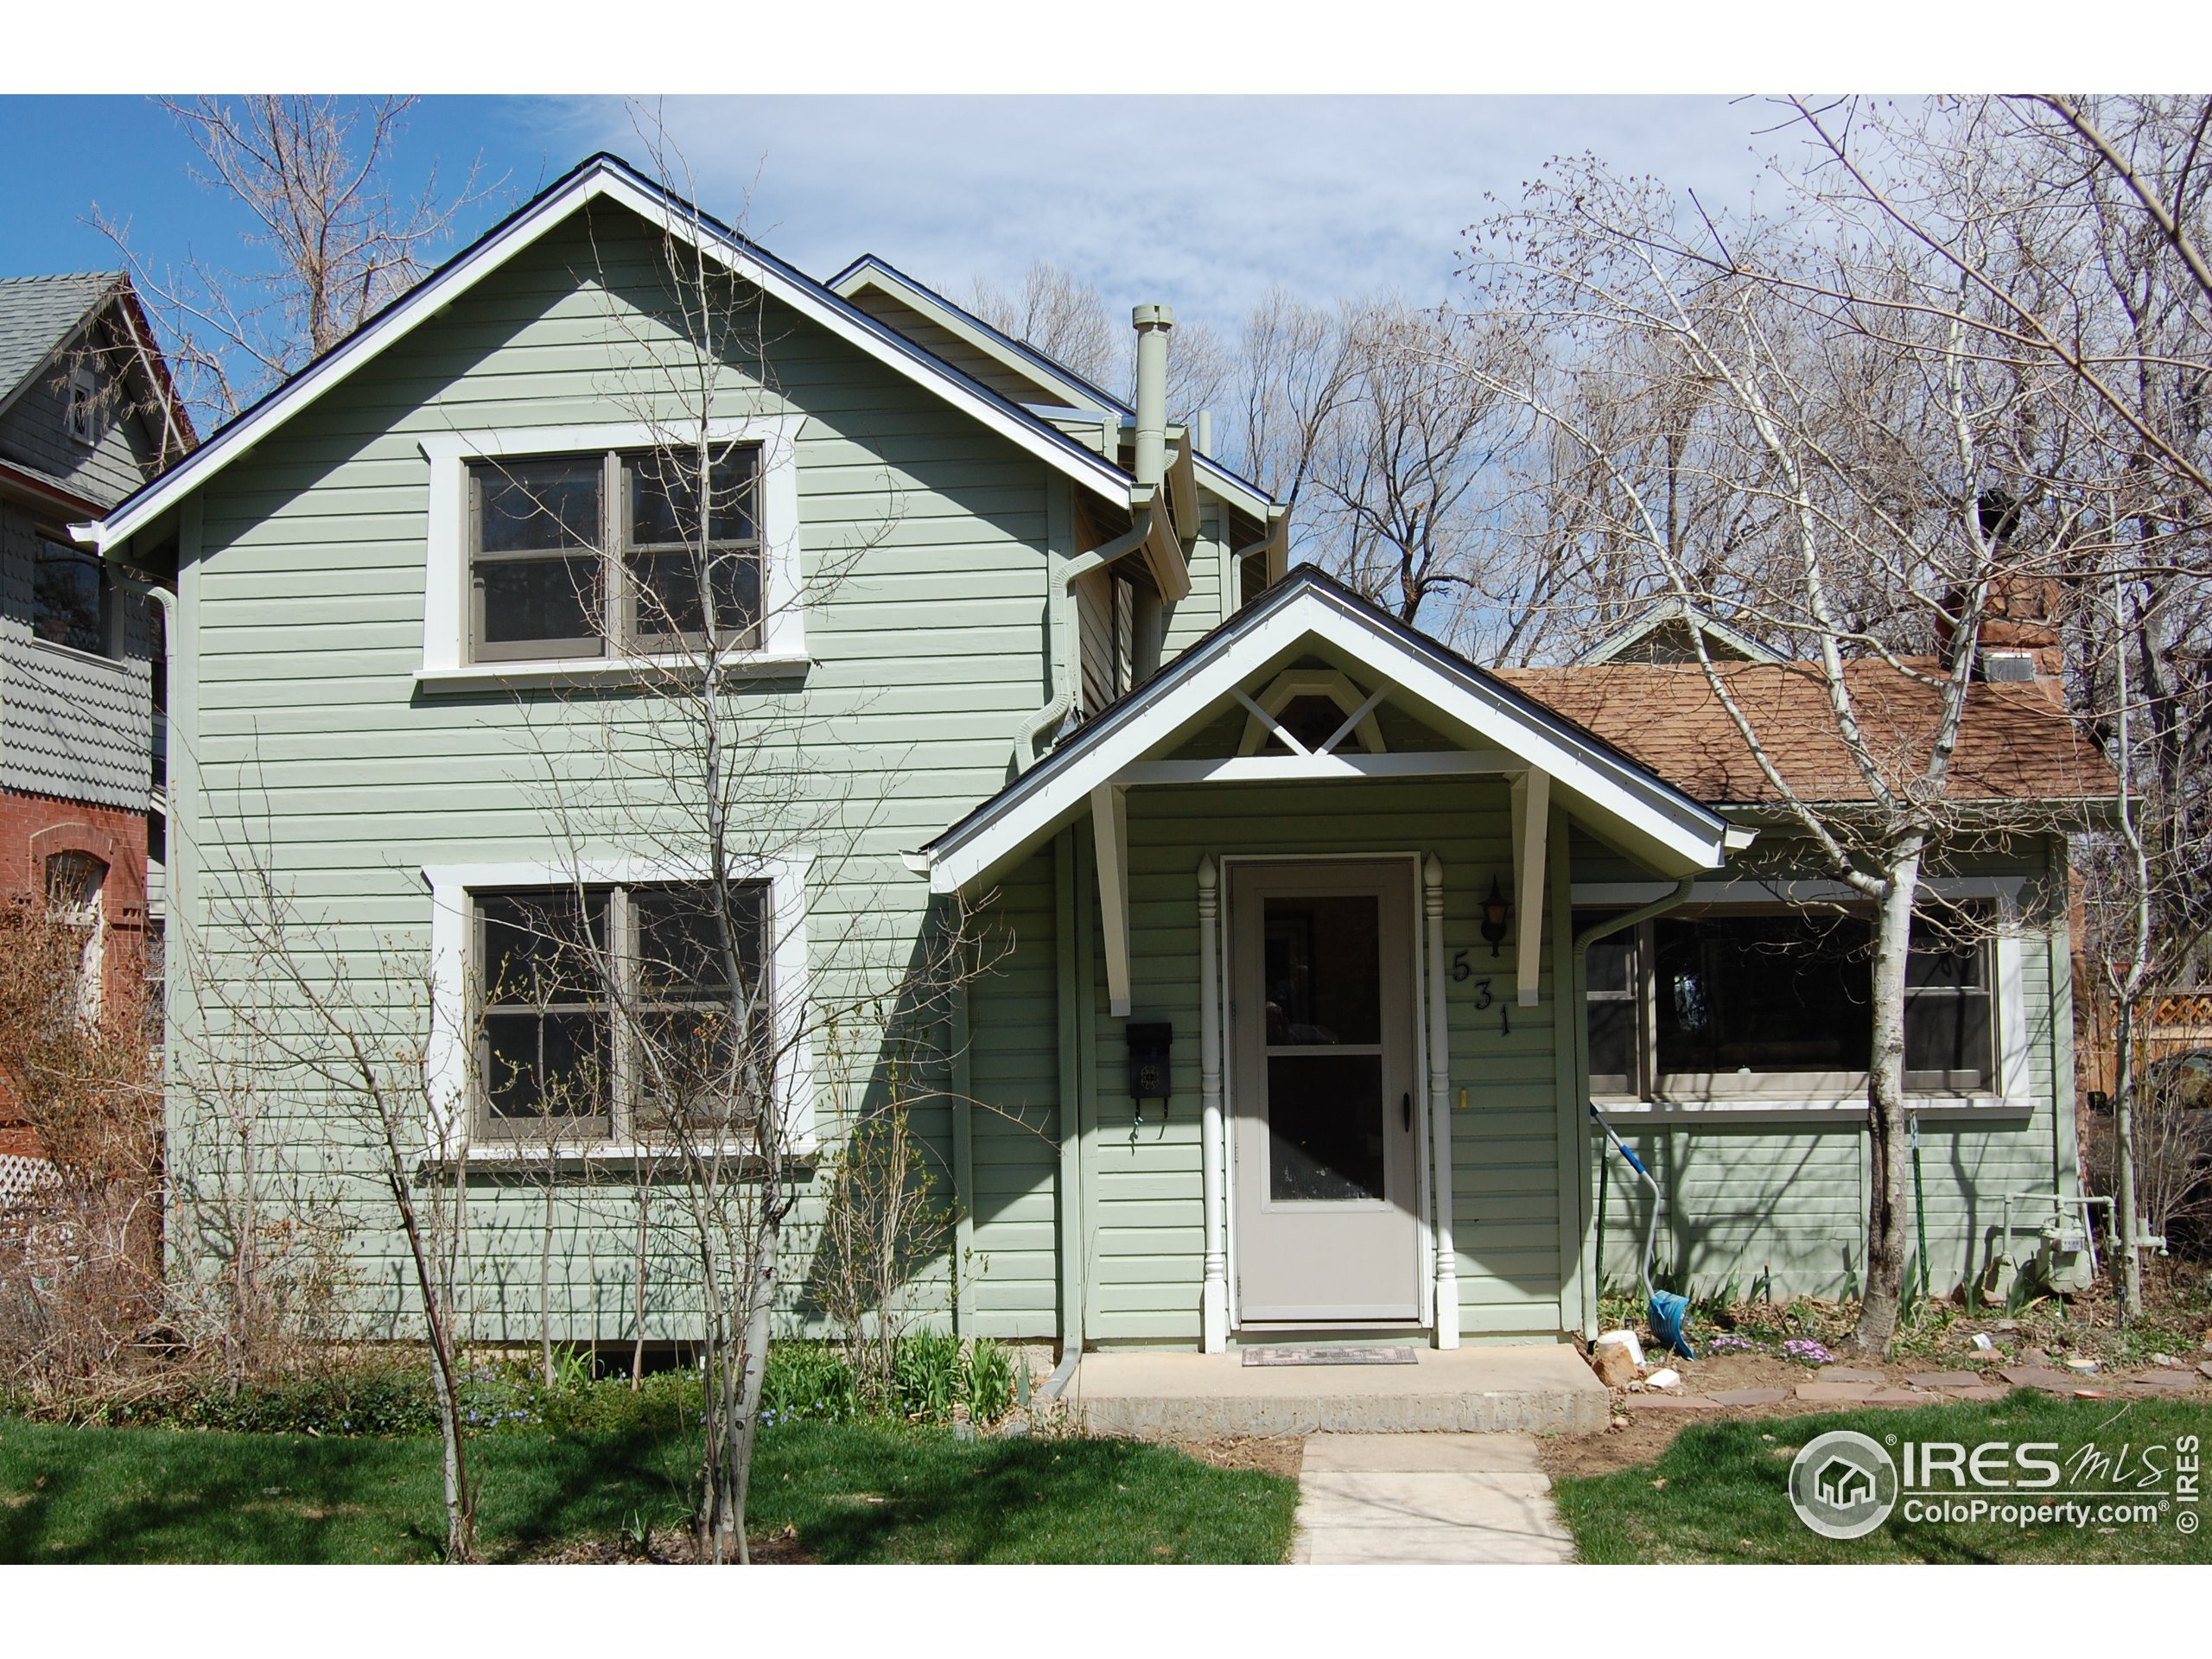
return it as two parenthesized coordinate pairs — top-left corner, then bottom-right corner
(1132, 302), (1174, 486)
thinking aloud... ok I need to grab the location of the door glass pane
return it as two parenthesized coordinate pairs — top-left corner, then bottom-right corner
(1263, 896), (1380, 1046)
(1268, 1054), (1386, 1201)
(1263, 893), (1387, 1201)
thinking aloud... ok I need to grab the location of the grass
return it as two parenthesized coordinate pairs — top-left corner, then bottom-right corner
(0, 1417), (1299, 1565)
(1554, 1393), (2212, 1564)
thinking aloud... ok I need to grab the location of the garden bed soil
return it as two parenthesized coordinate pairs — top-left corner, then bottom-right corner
(1166, 1436), (1306, 1478)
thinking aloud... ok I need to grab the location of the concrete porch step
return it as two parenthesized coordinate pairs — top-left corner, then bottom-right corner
(1069, 1344), (1608, 1439)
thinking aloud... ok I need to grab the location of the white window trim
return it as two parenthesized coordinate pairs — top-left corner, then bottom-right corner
(422, 852), (817, 1158)
(414, 416), (808, 687)
(1574, 874), (2033, 1115)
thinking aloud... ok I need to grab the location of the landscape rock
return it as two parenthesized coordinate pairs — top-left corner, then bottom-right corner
(1591, 1344), (1638, 1388)
(1644, 1367), (1682, 1390)
(1594, 1329), (1644, 1370)
(1624, 1394), (1724, 1412)
(2197, 1360), (2212, 1381)
(1905, 1371), (1986, 1389)
(2018, 1345), (2050, 1369)
(1815, 1367), (1887, 1384)
(1866, 1389), (1933, 1404)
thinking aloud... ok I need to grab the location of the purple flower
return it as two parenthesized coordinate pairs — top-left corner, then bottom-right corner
(1782, 1338), (1835, 1367)
(1707, 1333), (1758, 1353)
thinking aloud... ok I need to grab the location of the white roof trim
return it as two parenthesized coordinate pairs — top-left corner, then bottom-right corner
(829, 253), (1277, 524)
(79, 157), (1136, 553)
(921, 575), (1732, 893)
(1574, 594), (1785, 666)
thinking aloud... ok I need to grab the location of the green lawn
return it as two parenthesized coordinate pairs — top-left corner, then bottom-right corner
(1554, 1393), (2212, 1564)
(0, 1419), (1299, 1565)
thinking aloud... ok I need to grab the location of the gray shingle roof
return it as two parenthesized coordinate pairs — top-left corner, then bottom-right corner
(0, 272), (120, 403)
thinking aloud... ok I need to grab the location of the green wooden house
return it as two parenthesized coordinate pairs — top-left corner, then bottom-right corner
(79, 156), (2109, 1357)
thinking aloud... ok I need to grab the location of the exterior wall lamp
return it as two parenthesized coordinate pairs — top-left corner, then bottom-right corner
(1481, 875), (1511, 957)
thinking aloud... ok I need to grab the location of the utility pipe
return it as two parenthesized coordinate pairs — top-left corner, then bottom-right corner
(1132, 303), (1173, 488)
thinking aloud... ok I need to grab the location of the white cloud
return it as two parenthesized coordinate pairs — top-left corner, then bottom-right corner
(541, 95), (1779, 336)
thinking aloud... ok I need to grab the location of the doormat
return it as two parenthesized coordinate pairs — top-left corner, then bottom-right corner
(1240, 1345), (1420, 1367)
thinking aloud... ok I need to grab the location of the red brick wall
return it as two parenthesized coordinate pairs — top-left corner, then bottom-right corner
(0, 789), (152, 1158)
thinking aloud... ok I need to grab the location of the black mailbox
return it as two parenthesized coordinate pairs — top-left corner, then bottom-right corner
(1126, 1022), (1173, 1110)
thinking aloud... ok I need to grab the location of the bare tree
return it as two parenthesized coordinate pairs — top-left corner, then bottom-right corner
(1465, 134), (2096, 1351)
(968, 260), (1119, 390)
(96, 97), (491, 425)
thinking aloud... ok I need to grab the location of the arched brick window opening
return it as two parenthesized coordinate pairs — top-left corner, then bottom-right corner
(45, 850), (106, 1026)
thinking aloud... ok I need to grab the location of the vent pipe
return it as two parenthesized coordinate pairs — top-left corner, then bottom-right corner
(1132, 302), (1174, 487)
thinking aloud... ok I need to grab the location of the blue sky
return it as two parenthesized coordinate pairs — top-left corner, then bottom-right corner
(0, 94), (1783, 346)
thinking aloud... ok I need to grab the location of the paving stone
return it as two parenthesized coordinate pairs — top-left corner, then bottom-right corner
(1932, 1386), (2009, 1402)
(1710, 1387), (1791, 1408)
(1906, 1371), (1986, 1389)
(2198, 1360), (2212, 1381)
(1866, 1389), (1934, 1404)
(1815, 1367), (1888, 1384)
(2124, 1371), (2202, 1393)
(1624, 1393), (1724, 1411)
(1796, 1382), (1879, 1402)
(1999, 1366), (2081, 1391)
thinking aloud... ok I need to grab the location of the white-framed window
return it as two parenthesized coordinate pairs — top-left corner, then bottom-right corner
(416, 416), (805, 687)
(1576, 891), (2020, 1108)
(64, 362), (99, 446)
(423, 854), (814, 1154)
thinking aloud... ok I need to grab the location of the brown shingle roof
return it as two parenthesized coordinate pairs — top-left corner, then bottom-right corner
(1495, 658), (2115, 807)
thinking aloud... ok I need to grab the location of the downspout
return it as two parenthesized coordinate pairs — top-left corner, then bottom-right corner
(1009, 497), (1159, 772)
(1573, 875), (1696, 1336)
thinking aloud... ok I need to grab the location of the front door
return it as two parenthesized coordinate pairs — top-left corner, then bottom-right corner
(1230, 861), (1422, 1323)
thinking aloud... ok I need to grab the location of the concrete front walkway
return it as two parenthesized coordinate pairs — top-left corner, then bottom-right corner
(1070, 1344), (1609, 1439)
(1289, 1433), (1575, 1564)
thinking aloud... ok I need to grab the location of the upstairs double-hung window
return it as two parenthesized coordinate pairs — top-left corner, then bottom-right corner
(467, 446), (763, 663)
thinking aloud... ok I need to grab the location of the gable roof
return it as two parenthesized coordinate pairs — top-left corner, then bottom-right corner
(920, 567), (1734, 892)
(828, 252), (1277, 524)
(79, 154), (1148, 554)
(1573, 594), (1784, 665)
(0, 271), (195, 490)
(0, 272), (118, 398)
(1497, 658), (2115, 808)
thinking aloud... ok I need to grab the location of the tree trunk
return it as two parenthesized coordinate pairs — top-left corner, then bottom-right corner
(2113, 992), (2143, 1316)
(1853, 841), (1924, 1354)
(728, 1211), (781, 1567)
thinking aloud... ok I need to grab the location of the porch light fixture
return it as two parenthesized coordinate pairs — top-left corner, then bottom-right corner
(1481, 876), (1511, 957)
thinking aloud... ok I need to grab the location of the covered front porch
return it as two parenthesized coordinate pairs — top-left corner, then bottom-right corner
(919, 572), (1737, 1356)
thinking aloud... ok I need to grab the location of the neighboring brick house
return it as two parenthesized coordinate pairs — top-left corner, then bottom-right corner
(0, 273), (192, 1168)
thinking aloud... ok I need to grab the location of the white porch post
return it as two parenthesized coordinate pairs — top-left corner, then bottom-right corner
(1424, 853), (1460, 1348)
(1197, 855), (1229, 1352)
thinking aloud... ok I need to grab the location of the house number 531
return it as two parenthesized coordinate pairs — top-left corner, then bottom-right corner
(1450, 951), (1511, 1035)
